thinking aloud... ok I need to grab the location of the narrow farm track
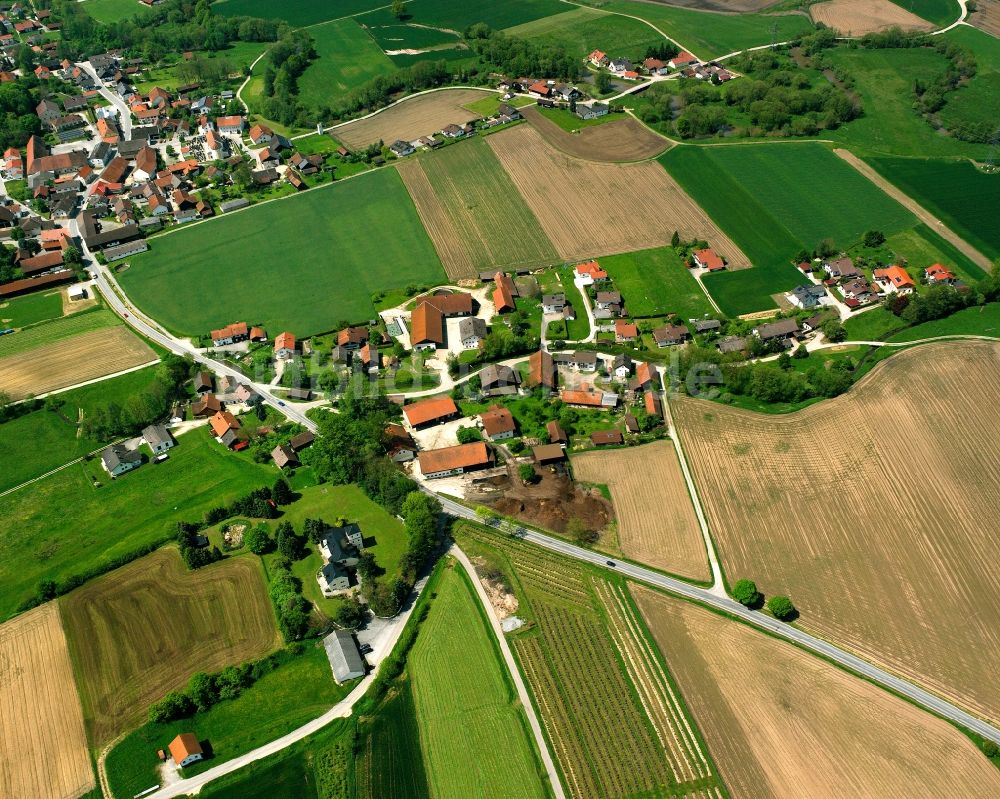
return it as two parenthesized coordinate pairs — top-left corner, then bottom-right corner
(834, 149), (993, 271)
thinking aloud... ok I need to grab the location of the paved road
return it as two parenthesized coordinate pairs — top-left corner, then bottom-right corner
(430, 493), (1000, 746)
(451, 546), (566, 799)
(77, 61), (132, 140)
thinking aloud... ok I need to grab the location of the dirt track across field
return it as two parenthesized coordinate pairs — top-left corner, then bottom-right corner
(673, 341), (1000, 724)
(834, 148), (992, 271)
(0, 325), (157, 400)
(572, 442), (709, 582)
(335, 89), (489, 149)
(489, 125), (750, 265)
(521, 106), (671, 162)
(810, 0), (933, 35)
(0, 603), (94, 799)
(633, 586), (1000, 799)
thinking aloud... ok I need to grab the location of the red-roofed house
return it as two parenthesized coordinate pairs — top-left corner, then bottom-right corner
(574, 260), (608, 285)
(669, 51), (699, 70)
(210, 322), (248, 346)
(274, 331), (296, 359)
(692, 248), (725, 272)
(529, 82), (551, 98)
(493, 272), (516, 314)
(588, 50), (609, 67)
(925, 263), (956, 285)
(615, 320), (638, 343)
(874, 266), (916, 294)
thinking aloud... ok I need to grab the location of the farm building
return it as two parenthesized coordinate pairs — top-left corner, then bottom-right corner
(653, 325), (690, 347)
(385, 423), (417, 462)
(528, 350), (556, 390)
(480, 364), (520, 397)
(533, 443), (566, 465)
(547, 420), (567, 444)
(418, 442), (492, 479)
(410, 301), (445, 351)
(323, 630), (365, 684)
(168, 733), (204, 768)
(492, 272), (517, 314)
(591, 430), (624, 446)
(403, 397), (460, 429)
(422, 291), (474, 317)
(271, 444), (299, 469)
(191, 394), (221, 417)
(290, 431), (315, 451)
(787, 284), (828, 310)
(561, 389), (617, 409)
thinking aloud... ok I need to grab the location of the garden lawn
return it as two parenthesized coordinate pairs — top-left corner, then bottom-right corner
(297, 19), (397, 110)
(581, 1), (814, 59)
(81, 0), (153, 24)
(827, 45), (988, 158)
(0, 290), (63, 328)
(843, 308), (908, 341)
(866, 158), (1000, 262)
(0, 366), (162, 493)
(105, 645), (351, 799)
(356, 0), (565, 33)
(599, 246), (715, 320)
(0, 427), (273, 620)
(660, 143), (912, 314)
(119, 169), (445, 337)
(213, 0), (386, 27)
(408, 563), (547, 799)
(506, 7), (664, 61)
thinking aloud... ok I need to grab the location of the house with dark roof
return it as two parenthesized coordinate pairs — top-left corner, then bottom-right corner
(459, 316), (487, 349)
(101, 444), (141, 477)
(142, 424), (174, 455)
(480, 364), (520, 397)
(754, 319), (800, 343)
(271, 443), (299, 469)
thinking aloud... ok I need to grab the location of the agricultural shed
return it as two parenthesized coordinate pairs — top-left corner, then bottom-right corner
(323, 630), (365, 684)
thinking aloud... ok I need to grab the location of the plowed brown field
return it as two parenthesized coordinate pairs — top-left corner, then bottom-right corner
(0, 325), (156, 400)
(633, 586), (1000, 798)
(521, 107), (670, 162)
(573, 442), (708, 581)
(489, 125), (749, 265)
(810, 0), (933, 35)
(971, 0), (1000, 37)
(335, 88), (489, 149)
(673, 342), (1000, 723)
(62, 548), (280, 743)
(0, 603), (94, 799)
(397, 136), (560, 279)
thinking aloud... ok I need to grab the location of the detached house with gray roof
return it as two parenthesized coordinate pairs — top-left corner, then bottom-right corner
(100, 444), (141, 477)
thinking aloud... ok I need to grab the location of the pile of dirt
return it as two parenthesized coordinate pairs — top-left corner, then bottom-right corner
(484, 469), (613, 535)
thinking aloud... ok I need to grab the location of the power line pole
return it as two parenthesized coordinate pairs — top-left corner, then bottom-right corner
(985, 125), (1000, 171)
(770, 21), (779, 50)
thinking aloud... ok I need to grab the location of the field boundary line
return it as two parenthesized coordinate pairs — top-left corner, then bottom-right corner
(452, 545), (567, 799)
(833, 148), (992, 271)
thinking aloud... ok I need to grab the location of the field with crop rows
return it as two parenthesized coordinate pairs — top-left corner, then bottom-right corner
(356, 680), (430, 799)
(297, 19), (396, 110)
(662, 143), (916, 314)
(61, 547), (281, 743)
(0, 325), (156, 400)
(520, 107), (669, 162)
(673, 342), (1000, 725)
(0, 603), (94, 799)
(398, 136), (560, 279)
(456, 523), (725, 799)
(867, 157), (1000, 260)
(490, 125), (748, 266)
(408, 563), (548, 799)
(573, 442), (708, 582)
(634, 585), (1000, 797)
(120, 168), (445, 336)
(213, 0), (386, 27)
(809, 0), (933, 35)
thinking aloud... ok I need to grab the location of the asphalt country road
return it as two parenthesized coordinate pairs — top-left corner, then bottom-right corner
(432, 492), (1000, 747)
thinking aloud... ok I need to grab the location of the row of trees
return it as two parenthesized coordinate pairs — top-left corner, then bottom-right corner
(732, 579), (796, 620)
(466, 24), (581, 83)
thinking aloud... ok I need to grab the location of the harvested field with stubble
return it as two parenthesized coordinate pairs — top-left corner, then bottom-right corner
(810, 0), (933, 34)
(633, 586), (1000, 798)
(489, 125), (749, 264)
(62, 548), (281, 744)
(0, 325), (156, 400)
(521, 106), (670, 161)
(0, 603), (94, 799)
(397, 136), (560, 279)
(971, 0), (1000, 37)
(335, 88), (490, 149)
(573, 442), (708, 581)
(673, 342), (1000, 723)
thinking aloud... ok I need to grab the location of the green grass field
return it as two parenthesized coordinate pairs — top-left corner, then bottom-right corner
(81, 0), (153, 24)
(197, 719), (353, 799)
(506, 6), (663, 61)
(0, 308), (117, 358)
(580, 1), (814, 58)
(843, 307), (908, 341)
(105, 644), (349, 799)
(0, 290), (64, 328)
(867, 158), (1000, 261)
(903, 0), (961, 26)
(297, 19), (397, 110)
(357, 0), (565, 34)
(213, 0), (387, 27)
(119, 169), (446, 337)
(0, 427), (273, 620)
(536, 104), (619, 131)
(408, 564), (548, 799)
(888, 301), (1000, 341)
(356, 680), (430, 799)
(0, 366), (163, 493)
(355, 12), (463, 51)
(662, 143), (914, 314)
(884, 224), (988, 283)
(599, 246), (716, 320)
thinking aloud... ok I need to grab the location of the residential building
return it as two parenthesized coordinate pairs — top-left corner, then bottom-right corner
(418, 441), (492, 479)
(389, 139), (415, 157)
(595, 291), (622, 311)
(692, 319), (721, 334)
(823, 257), (861, 280)
(608, 58), (632, 74)
(480, 364), (520, 397)
(574, 260), (608, 284)
(575, 100), (609, 120)
(168, 734), (204, 768)
(337, 325), (369, 349)
(323, 630), (365, 683)
(787, 284), (828, 310)
(492, 272), (517, 314)
(717, 335), (747, 355)
(528, 349), (556, 391)
(692, 248), (725, 272)
(840, 278), (877, 305)
(403, 396), (460, 429)
(480, 405), (516, 440)
(754, 319), (800, 342)
(193, 371), (214, 394)
(210, 321), (248, 347)
(874, 266), (916, 295)
(385, 423), (417, 462)
(668, 51), (699, 70)
(635, 361), (658, 391)
(271, 444), (299, 469)
(101, 444), (141, 477)
(615, 320), (638, 343)
(209, 411), (241, 447)
(142, 424), (174, 455)
(925, 263), (956, 285)
(459, 316), (487, 349)
(653, 324), (690, 347)
(554, 351), (598, 372)
(318, 562), (350, 596)
(191, 394), (221, 417)
(274, 331), (296, 359)
(588, 50), (609, 67)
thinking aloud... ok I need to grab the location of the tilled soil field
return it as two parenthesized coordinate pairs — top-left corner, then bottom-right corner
(335, 88), (490, 149)
(0, 603), (94, 799)
(673, 341), (1000, 723)
(573, 441), (709, 581)
(489, 125), (750, 265)
(810, 0), (934, 35)
(633, 585), (1000, 798)
(521, 107), (670, 162)
(0, 325), (156, 400)
(971, 0), (1000, 37)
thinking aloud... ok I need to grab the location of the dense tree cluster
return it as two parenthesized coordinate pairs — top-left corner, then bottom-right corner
(465, 24), (580, 83)
(175, 521), (222, 569)
(256, 32), (317, 127)
(80, 355), (192, 440)
(0, 80), (42, 153)
(204, 485), (279, 525)
(269, 557), (311, 641)
(882, 283), (979, 325)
